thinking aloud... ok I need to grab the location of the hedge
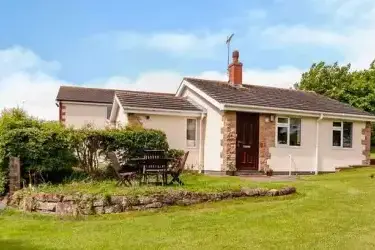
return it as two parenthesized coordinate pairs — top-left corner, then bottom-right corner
(68, 126), (169, 175)
(0, 108), (173, 192)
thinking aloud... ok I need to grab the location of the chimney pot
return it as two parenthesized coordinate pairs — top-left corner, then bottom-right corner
(232, 50), (239, 62)
(228, 50), (243, 86)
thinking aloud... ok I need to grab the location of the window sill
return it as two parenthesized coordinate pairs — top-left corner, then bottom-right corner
(332, 146), (354, 151)
(276, 144), (302, 149)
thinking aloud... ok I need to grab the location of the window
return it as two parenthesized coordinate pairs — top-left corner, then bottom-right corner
(332, 121), (352, 148)
(106, 106), (112, 119)
(186, 119), (197, 147)
(277, 117), (301, 146)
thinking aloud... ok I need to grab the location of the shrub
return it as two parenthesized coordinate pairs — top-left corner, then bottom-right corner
(167, 149), (185, 165)
(103, 128), (169, 163)
(0, 171), (7, 195)
(0, 108), (170, 184)
(69, 126), (169, 176)
(0, 108), (77, 185)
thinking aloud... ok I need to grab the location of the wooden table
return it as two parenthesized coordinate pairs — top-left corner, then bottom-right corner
(130, 157), (174, 185)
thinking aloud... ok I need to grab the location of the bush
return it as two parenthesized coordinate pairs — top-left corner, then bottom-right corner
(0, 108), (170, 185)
(69, 126), (169, 176)
(0, 108), (77, 185)
(167, 149), (185, 165)
(103, 128), (169, 163)
(0, 171), (7, 195)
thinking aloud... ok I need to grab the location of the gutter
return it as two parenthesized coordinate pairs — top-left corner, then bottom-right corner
(198, 113), (205, 173)
(315, 114), (324, 175)
(123, 106), (205, 117)
(223, 103), (375, 122)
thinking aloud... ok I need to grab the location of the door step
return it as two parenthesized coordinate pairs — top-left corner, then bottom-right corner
(235, 170), (264, 176)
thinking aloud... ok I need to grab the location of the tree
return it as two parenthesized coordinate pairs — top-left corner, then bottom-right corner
(295, 61), (375, 144)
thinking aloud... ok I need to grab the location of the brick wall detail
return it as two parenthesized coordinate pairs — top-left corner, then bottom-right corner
(362, 122), (372, 165)
(259, 114), (276, 172)
(59, 102), (66, 125)
(221, 111), (237, 171)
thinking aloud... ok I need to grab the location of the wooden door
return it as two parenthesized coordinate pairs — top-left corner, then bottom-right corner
(236, 113), (259, 170)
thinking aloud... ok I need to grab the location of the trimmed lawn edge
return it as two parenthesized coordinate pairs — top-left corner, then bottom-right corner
(8, 186), (296, 216)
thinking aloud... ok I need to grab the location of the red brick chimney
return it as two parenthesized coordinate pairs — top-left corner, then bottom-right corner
(228, 50), (243, 86)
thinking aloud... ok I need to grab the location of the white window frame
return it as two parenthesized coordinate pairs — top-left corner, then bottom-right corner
(186, 118), (198, 148)
(332, 121), (353, 148)
(276, 117), (301, 147)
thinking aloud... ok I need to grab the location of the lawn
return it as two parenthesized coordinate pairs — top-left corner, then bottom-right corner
(2, 168), (375, 249)
(30, 173), (282, 196)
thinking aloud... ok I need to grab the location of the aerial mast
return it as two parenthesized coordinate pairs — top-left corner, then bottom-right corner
(226, 33), (234, 79)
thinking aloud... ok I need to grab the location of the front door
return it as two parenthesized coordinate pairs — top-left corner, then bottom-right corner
(236, 112), (259, 170)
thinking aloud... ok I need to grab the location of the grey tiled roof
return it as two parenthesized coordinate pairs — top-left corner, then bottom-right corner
(115, 90), (202, 112)
(56, 86), (115, 104)
(184, 77), (374, 117)
(56, 86), (202, 112)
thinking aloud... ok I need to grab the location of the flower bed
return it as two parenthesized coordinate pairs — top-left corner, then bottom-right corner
(8, 186), (296, 216)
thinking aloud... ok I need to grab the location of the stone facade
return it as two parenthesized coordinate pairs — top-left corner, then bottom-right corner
(259, 114), (276, 172)
(9, 186), (297, 216)
(362, 122), (372, 165)
(128, 114), (143, 127)
(8, 157), (21, 195)
(221, 111), (237, 171)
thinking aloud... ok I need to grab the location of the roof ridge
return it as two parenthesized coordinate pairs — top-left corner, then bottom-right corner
(184, 77), (229, 85)
(60, 85), (175, 96)
(115, 89), (175, 96)
(184, 77), (316, 94)
(60, 85), (116, 91)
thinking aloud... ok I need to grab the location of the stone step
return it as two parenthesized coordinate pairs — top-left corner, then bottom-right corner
(335, 166), (353, 172)
(234, 170), (265, 176)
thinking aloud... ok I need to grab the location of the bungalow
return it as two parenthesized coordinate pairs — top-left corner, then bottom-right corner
(56, 50), (374, 174)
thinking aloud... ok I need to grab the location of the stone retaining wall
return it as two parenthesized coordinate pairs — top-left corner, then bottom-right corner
(8, 186), (296, 216)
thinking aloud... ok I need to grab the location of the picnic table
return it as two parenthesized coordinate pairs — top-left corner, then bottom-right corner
(130, 150), (174, 185)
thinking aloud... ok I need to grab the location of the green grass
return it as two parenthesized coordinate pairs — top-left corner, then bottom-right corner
(371, 146), (375, 159)
(2, 168), (375, 249)
(30, 173), (282, 196)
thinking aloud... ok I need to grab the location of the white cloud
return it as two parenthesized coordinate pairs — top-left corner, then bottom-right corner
(0, 47), (303, 120)
(0, 46), (60, 77)
(262, 25), (345, 46)
(243, 67), (303, 88)
(92, 31), (226, 58)
(262, 0), (375, 68)
(0, 47), (67, 121)
(89, 71), (182, 93)
(314, 0), (375, 21)
(0, 72), (69, 121)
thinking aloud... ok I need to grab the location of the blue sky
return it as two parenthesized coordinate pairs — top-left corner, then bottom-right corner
(0, 0), (374, 119)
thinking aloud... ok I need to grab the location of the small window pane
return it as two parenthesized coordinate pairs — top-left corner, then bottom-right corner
(343, 122), (352, 148)
(107, 106), (112, 119)
(332, 130), (341, 147)
(289, 118), (301, 146)
(278, 117), (288, 124)
(333, 122), (342, 127)
(277, 127), (288, 145)
(187, 119), (196, 147)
